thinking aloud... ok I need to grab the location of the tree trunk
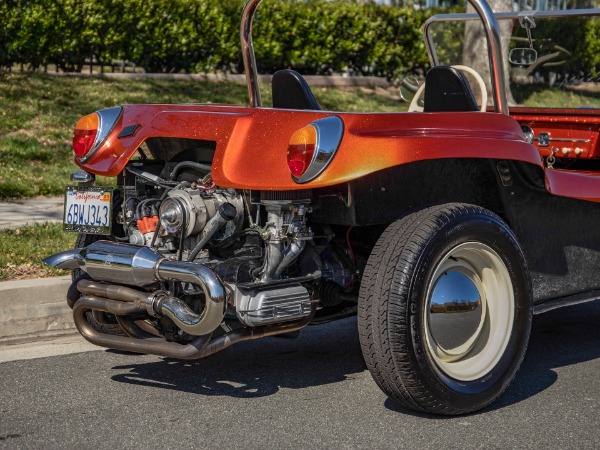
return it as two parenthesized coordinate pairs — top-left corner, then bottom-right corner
(463, 0), (517, 106)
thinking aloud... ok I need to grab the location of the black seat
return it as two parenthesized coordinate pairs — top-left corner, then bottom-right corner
(423, 66), (479, 112)
(272, 69), (321, 110)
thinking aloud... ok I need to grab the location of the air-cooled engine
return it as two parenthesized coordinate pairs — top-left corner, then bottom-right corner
(106, 161), (354, 331)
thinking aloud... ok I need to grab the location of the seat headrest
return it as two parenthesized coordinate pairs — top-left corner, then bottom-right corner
(272, 69), (321, 110)
(423, 66), (479, 112)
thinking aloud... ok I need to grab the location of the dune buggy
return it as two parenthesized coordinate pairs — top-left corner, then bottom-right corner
(45, 0), (600, 415)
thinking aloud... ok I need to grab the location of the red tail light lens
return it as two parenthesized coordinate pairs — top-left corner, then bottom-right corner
(287, 125), (317, 178)
(72, 106), (122, 162)
(73, 113), (99, 158)
(287, 116), (344, 184)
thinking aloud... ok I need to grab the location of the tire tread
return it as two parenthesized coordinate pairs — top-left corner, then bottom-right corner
(358, 203), (531, 415)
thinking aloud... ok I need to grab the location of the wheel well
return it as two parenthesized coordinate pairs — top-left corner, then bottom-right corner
(312, 158), (516, 227)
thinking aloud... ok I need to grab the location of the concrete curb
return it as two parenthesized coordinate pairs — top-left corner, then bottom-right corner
(0, 276), (76, 341)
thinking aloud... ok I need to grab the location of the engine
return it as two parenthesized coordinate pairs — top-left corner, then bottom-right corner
(109, 161), (355, 332)
(44, 157), (359, 360)
(129, 184), (245, 256)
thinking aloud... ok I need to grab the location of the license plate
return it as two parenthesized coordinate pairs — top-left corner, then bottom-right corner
(64, 186), (113, 234)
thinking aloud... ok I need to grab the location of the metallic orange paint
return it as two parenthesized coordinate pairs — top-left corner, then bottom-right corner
(544, 169), (600, 202)
(76, 104), (543, 191)
(73, 101), (600, 202)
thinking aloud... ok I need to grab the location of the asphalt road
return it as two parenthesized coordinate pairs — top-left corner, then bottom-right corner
(1, 302), (599, 450)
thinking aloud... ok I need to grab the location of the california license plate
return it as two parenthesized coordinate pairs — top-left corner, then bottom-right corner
(64, 186), (113, 234)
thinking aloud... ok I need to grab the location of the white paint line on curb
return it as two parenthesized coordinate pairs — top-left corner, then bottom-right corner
(0, 333), (100, 363)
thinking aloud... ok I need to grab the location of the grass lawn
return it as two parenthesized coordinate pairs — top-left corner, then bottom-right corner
(512, 83), (600, 108)
(0, 223), (76, 281)
(0, 74), (403, 199)
(2, 74), (600, 281)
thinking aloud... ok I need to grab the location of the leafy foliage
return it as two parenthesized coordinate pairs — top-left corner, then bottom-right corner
(510, 16), (600, 77)
(1, 0), (442, 79)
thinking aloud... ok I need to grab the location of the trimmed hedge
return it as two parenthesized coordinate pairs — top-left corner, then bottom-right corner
(0, 0), (441, 79)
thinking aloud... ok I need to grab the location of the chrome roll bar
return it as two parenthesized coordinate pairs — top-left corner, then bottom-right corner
(464, 0), (507, 114)
(241, 0), (263, 107)
(423, 4), (507, 114)
(424, 8), (600, 114)
(240, 0), (508, 113)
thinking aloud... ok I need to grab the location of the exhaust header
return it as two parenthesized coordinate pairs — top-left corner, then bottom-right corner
(44, 241), (227, 336)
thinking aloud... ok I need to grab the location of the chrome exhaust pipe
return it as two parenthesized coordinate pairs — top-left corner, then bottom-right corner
(72, 294), (316, 360)
(77, 279), (224, 337)
(45, 241), (227, 336)
(73, 295), (213, 359)
(43, 248), (85, 270)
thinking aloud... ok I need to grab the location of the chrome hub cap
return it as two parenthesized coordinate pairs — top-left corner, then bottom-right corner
(425, 242), (514, 381)
(429, 269), (484, 359)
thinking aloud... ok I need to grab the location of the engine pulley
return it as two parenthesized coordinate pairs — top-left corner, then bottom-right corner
(159, 189), (208, 237)
(158, 187), (244, 241)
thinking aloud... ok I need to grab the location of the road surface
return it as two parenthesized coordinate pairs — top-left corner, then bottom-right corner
(1, 302), (599, 449)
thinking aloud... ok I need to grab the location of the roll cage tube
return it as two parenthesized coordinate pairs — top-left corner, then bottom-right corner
(423, 4), (508, 114)
(240, 0), (508, 114)
(424, 8), (600, 115)
(241, 0), (262, 108)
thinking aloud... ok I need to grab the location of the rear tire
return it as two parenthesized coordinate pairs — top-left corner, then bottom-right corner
(358, 203), (532, 415)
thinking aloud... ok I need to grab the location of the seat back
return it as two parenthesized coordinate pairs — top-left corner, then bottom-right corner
(272, 69), (321, 110)
(423, 66), (479, 112)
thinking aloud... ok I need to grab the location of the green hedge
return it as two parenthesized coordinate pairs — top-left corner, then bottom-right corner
(0, 0), (441, 79)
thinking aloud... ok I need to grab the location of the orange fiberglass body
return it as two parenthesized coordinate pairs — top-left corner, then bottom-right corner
(78, 103), (600, 202)
(78, 104), (542, 190)
(511, 107), (600, 202)
(43, 0), (600, 417)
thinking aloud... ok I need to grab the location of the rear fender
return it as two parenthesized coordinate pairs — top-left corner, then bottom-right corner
(76, 104), (542, 189)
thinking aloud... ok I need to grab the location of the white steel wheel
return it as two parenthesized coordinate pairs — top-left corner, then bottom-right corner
(358, 203), (532, 415)
(425, 242), (514, 381)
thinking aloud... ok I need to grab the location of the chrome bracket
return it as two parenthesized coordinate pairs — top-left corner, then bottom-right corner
(518, 13), (536, 49)
(70, 169), (95, 185)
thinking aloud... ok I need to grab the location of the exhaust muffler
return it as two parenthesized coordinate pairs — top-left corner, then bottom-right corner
(44, 241), (227, 336)
(45, 241), (317, 360)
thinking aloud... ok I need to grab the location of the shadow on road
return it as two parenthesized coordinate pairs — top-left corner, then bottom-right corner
(111, 317), (367, 398)
(110, 302), (600, 412)
(385, 300), (600, 417)
(490, 300), (600, 409)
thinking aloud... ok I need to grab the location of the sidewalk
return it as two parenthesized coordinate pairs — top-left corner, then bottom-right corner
(0, 196), (64, 229)
(0, 196), (75, 342)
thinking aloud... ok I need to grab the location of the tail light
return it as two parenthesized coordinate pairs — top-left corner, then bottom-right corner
(287, 115), (344, 184)
(287, 125), (317, 178)
(73, 114), (99, 158)
(72, 106), (122, 162)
